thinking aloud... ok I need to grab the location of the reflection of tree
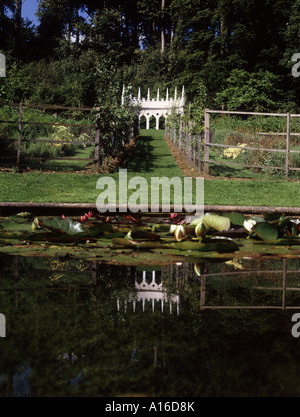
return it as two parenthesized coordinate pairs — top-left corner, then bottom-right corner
(1, 256), (300, 396)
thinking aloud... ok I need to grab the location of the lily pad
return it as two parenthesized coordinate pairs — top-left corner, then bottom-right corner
(202, 215), (231, 232)
(222, 212), (247, 227)
(126, 230), (160, 240)
(253, 222), (278, 241)
(111, 237), (239, 253)
(40, 217), (86, 235)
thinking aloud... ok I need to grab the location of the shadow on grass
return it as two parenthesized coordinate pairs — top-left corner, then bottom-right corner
(0, 147), (94, 173)
(209, 159), (279, 180)
(210, 163), (254, 179)
(121, 135), (157, 173)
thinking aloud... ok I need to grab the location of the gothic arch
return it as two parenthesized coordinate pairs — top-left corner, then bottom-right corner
(123, 86), (185, 130)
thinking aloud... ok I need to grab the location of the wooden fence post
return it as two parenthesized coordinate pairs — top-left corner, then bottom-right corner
(16, 102), (23, 171)
(193, 134), (196, 165)
(187, 122), (192, 162)
(200, 275), (206, 310)
(285, 113), (290, 181)
(179, 120), (182, 150)
(94, 122), (101, 174)
(198, 134), (202, 173)
(204, 109), (210, 176)
(282, 259), (286, 310)
(173, 123), (176, 144)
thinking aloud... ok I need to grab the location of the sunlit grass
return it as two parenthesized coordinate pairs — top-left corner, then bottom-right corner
(0, 129), (299, 207)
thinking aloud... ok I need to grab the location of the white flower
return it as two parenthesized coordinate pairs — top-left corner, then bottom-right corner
(243, 219), (256, 233)
(169, 224), (177, 232)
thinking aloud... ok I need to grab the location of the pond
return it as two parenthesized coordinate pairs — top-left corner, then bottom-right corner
(1, 254), (300, 397)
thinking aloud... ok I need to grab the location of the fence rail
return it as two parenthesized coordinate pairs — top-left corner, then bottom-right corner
(0, 102), (101, 172)
(165, 108), (300, 180)
(204, 109), (300, 180)
(162, 260), (300, 310)
(199, 260), (300, 310)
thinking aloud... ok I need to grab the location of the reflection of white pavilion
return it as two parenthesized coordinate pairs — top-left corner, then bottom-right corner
(117, 270), (180, 315)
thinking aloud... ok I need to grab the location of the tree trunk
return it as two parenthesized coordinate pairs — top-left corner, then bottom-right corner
(161, 0), (165, 53)
(15, 0), (22, 30)
(14, 0), (22, 54)
(76, 5), (80, 44)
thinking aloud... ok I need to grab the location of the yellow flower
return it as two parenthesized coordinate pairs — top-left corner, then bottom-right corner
(223, 143), (247, 159)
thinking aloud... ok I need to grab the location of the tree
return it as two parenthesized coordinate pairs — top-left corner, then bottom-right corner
(36, 0), (86, 57)
(282, 0), (300, 110)
(0, 1), (17, 51)
(215, 69), (284, 111)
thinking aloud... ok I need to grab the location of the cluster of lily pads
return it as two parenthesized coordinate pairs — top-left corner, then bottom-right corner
(171, 211), (300, 243)
(0, 210), (300, 263)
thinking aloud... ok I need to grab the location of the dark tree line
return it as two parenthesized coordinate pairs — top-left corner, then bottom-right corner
(0, 0), (299, 110)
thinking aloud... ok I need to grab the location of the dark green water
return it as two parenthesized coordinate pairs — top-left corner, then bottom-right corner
(1, 255), (300, 397)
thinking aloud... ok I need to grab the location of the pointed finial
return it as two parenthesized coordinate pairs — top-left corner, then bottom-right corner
(138, 87), (141, 100)
(166, 88), (169, 101)
(157, 88), (160, 101)
(147, 88), (150, 101)
(174, 86), (177, 100)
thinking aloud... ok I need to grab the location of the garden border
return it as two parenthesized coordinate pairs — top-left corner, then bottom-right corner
(0, 102), (102, 172)
(204, 109), (300, 180)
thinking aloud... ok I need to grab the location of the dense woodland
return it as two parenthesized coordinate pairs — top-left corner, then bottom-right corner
(0, 0), (300, 112)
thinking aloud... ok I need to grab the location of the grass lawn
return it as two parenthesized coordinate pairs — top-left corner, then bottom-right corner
(0, 129), (299, 208)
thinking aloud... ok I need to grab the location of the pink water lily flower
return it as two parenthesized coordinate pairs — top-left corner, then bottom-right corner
(80, 211), (93, 222)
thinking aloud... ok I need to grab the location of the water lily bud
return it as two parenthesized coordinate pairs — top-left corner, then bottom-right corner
(31, 218), (39, 230)
(244, 219), (256, 233)
(195, 221), (206, 238)
(174, 225), (186, 242)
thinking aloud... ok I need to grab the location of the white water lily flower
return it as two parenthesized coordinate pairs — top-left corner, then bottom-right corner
(169, 224), (177, 233)
(243, 219), (256, 233)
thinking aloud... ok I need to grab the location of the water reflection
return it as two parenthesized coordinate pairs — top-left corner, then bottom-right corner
(118, 269), (180, 315)
(1, 255), (300, 397)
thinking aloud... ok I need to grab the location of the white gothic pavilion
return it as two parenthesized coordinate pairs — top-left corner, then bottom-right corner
(122, 85), (185, 130)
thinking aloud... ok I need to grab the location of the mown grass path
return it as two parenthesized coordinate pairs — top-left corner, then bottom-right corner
(0, 129), (299, 208)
